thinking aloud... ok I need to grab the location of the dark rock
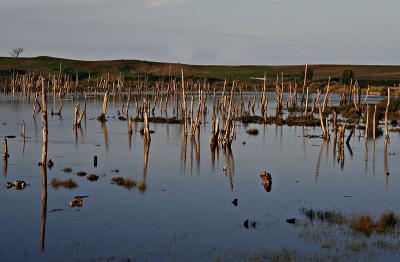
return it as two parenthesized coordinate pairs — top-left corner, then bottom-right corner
(14, 180), (26, 190)
(232, 199), (238, 207)
(5, 182), (13, 189)
(286, 218), (296, 224)
(47, 159), (54, 169)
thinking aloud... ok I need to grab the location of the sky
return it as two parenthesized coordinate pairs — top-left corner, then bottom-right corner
(0, 0), (399, 65)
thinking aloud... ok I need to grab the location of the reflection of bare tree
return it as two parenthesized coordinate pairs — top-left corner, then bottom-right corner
(372, 140), (376, 177)
(101, 122), (109, 151)
(128, 132), (132, 151)
(222, 147), (235, 191)
(3, 158), (7, 177)
(195, 131), (200, 176)
(384, 144), (390, 188)
(180, 133), (187, 175)
(40, 166), (47, 251)
(315, 141), (324, 184)
(333, 132), (337, 166)
(364, 140), (368, 176)
(190, 136), (194, 175)
(140, 137), (150, 193)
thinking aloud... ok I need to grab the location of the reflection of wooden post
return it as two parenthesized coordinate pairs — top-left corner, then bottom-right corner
(40, 165), (47, 251)
(373, 105), (377, 140)
(3, 138), (8, 159)
(41, 77), (48, 166)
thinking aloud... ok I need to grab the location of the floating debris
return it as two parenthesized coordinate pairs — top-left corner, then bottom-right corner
(111, 169), (120, 173)
(69, 198), (83, 208)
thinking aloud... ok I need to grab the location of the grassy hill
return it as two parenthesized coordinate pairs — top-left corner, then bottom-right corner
(1, 56), (400, 87)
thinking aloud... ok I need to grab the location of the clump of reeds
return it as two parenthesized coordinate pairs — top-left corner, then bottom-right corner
(349, 213), (374, 236)
(87, 174), (99, 182)
(111, 177), (136, 189)
(376, 211), (398, 233)
(51, 178), (78, 189)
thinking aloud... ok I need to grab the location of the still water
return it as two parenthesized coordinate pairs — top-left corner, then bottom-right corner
(0, 94), (399, 261)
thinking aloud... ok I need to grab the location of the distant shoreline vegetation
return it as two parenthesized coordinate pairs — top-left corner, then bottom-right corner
(1, 56), (399, 90)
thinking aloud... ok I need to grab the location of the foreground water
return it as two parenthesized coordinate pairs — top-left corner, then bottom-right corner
(0, 94), (399, 261)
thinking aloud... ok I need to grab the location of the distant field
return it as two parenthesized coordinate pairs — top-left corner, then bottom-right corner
(1, 56), (400, 87)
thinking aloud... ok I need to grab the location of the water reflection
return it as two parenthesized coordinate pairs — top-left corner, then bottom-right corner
(40, 166), (47, 251)
(101, 122), (109, 151)
(222, 146), (235, 191)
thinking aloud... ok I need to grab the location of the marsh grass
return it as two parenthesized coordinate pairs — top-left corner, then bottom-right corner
(376, 211), (398, 233)
(349, 214), (374, 236)
(301, 208), (399, 236)
(51, 178), (78, 189)
(300, 208), (346, 225)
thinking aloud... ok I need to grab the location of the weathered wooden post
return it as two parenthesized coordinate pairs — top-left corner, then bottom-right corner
(41, 77), (48, 166)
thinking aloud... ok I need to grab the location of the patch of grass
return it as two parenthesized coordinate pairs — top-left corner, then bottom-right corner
(51, 178), (78, 189)
(286, 115), (320, 127)
(111, 177), (136, 189)
(349, 213), (374, 236)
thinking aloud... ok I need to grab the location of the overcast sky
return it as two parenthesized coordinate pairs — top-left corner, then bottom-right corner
(1, 0), (399, 65)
